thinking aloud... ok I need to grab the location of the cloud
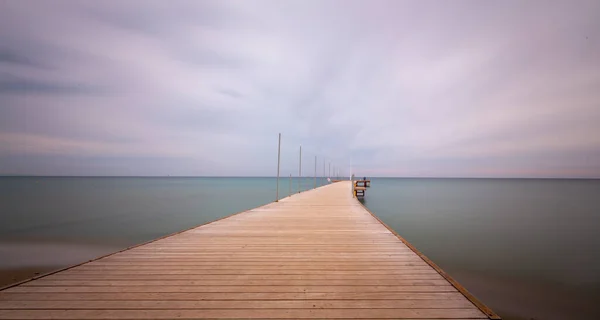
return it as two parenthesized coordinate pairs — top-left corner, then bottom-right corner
(0, 74), (108, 95)
(0, 49), (47, 69)
(0, 0), (599, 177)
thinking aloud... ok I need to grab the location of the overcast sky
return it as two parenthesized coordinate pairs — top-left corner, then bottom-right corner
(1, 0), (599, 177)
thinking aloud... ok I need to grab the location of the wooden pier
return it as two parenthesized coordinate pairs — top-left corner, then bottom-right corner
(0, 181), (499, 319)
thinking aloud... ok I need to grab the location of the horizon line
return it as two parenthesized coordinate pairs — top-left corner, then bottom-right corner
(1, 175), (599, 180)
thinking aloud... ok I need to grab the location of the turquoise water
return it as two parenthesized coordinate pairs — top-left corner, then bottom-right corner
(0, 177), (320, 244)
(363, 178), (600, 320)
(1, 177), (599, 319)
(0, 177), (320, 277)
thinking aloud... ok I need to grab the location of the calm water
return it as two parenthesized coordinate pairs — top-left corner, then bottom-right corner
(0, 177), (319, 273)
(363, 178), (600, 320)
(1, 177), (599, 320)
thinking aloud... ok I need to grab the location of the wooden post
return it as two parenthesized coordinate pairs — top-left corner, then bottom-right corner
(276, 133), (281, 202)
(298, 145), (302, 193)
(314, 155), (317, 189)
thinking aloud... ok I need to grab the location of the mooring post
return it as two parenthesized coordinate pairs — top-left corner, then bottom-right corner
(322, 159), (325, 186)
(314, 155), (317, 189)
(276, 133), (281, 202)
(298, 145), (302, 193)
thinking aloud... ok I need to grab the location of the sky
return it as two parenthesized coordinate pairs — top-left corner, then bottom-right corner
(1, 0), (599, 178)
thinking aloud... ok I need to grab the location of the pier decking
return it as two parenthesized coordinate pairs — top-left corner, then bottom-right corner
(0, 181), (498, 319)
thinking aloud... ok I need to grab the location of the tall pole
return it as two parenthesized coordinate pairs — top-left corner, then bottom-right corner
(328, 162), (331, 179)
(314, 156), (317, 189)
(276, 133), (281, 202)
(298, 145), (302, 193)
(323, 159), (325, 186)
(289, 174), (291, 196)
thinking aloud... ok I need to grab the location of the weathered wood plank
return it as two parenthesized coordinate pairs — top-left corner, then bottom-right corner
(24, 279), (451, 287)
(0, 292), (468, 301)
(56, 269), (440, 276)
(43, 274), (445, 281)
(0, 299), (476, 309)
(0, 309), (487, 319)
(83, 263), (427, 267)
(7, 285), (457, 293)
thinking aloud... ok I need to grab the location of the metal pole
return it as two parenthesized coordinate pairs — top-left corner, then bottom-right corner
(323, 159), (325, 186)
(276, 133), (281, 202)
(298, 145), (302, 193)
(289, 174), (291, 196)
(328, 162), (330, 179)
(314, 155), (317, 189)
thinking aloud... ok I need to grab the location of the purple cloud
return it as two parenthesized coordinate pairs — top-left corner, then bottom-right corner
(0, 0), (599, 177)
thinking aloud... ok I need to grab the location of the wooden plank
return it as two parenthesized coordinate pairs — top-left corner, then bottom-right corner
(73, 265), (431, 270)
(84, 258), (426, 263)
(57, 268), (437, 275)
(0, 299), (476, 309)
(94, 255), (427, 259)
(24, 279), (451, 287)
(43, 274), (445, 280)
(7, 285), (457, 293)
(102, 257), (420, 261)
(125, 249), (413, 252)
(56, 270), (440, 276)
(91, 260), (424, 264)
(0, 309), (487, 319)
(0, 292), (469, 301)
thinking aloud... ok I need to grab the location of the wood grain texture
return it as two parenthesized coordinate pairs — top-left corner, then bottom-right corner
(0, 181), (495, 319)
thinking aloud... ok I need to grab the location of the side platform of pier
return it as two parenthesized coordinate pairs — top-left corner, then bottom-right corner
(0, 181), (499, 319)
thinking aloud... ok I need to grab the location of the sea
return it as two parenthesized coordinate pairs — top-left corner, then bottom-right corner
(1, 177), (599, 320)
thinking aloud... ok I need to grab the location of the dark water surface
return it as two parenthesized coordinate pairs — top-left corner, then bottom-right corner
(1, 177), (599, 320)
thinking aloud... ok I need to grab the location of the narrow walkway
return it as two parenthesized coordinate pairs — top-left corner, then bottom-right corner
(0, 181), (497, 319)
